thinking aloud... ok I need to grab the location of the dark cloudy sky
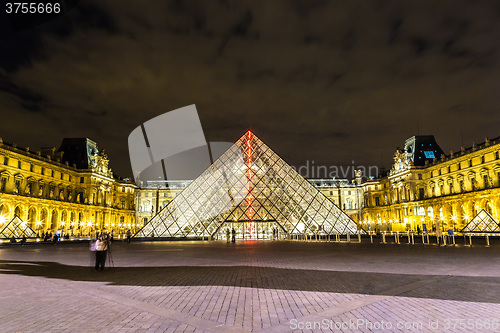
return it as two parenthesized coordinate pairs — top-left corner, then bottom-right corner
(1, 0), (500, 178)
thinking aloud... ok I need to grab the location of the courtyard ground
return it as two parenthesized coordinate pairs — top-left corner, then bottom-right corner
(1, 240), (500, 332)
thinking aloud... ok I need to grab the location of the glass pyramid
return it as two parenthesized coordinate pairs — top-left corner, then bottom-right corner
(0, 216), (38, 239)
(135, 131), (360, 239)
(461, 210), (500, 233)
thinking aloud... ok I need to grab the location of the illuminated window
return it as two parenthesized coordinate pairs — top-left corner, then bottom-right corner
(122, 187), (125, 192)
(496, 151), (499, 160)
(471, 178), (477, 191)
(17, 160), (21, 169)
(375, 197), (380, 206)
(0, 178), (6, 192)
(80, 177), (84, 183)
(30, 164), (34, 172)
(418, 188), (425, 200)
(3, 157), (8, 165)
(423, 151), (435, 158)
(145, 192), (149, 197)
(481, 156), (485, 164)
(14, 179), (21, 193)
(51, 170), (54, 177)
(418, 174), (422, 180)
(469, 160), (472, 168)
(121, 200), (125, 209)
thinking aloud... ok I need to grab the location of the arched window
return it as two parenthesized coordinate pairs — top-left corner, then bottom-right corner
(41, 209), (48, 229)
(14, 206), (22, 218)
(28, 207), (37, 228)
(50, 210), (58, 229)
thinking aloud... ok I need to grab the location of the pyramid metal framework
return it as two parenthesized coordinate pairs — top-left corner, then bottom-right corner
(461, 209), (500, 233)
(0, 216), (38, 239)
(135, 131), (360, 238)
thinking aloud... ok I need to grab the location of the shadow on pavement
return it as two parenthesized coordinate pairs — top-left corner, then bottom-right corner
(1, 260), (499, 304)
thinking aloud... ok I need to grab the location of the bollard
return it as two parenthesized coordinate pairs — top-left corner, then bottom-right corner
(347, 233), (350, 243)
(486, 234), (490, 247)
(407, 231), (410, 244)
(396, 231), (399, 244)
(426, 233), (430, 245)
(336, 233), (339, 242)
(411, 234), (414, 245)
(382, 232), (386, 244)
(358, 233), (361, 243)
(422, 234), (425, 244)
(469, 234), (472, 247)
(452, 234), (455, 246)
(370, 232), (373, 243)
(443, 235), (447, 246)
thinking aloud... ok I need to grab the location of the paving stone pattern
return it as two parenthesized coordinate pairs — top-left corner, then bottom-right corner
(1, 240), (500, 332)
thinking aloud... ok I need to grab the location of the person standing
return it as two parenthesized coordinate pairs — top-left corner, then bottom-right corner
(226, 228), (230, 243)
(231, 228), (236, 243)
(94, 235), (109, 271)
(126, 229), (132, 243)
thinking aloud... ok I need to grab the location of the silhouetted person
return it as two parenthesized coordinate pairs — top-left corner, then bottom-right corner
(231, 228), (236, 243)
(94, 235), (109, 271)
(126, 230), (132, 243)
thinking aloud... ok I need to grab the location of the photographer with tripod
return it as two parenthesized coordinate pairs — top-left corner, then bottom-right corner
(94, 233), (112, 271)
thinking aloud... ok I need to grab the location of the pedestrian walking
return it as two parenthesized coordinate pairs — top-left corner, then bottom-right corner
(126, 230), (132, 243)
(231, 228), (236, 243)
(226, 228), (230, 243)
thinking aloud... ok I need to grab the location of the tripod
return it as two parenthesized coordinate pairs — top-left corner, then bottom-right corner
(106, 240), (115, 268)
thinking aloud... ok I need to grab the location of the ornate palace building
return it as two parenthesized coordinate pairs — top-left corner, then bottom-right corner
(362, 135), (500, 233)
(0, 138), (137, 236)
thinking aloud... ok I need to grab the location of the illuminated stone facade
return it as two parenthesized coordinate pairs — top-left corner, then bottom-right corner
(362, 136), (500, 233)
(0, 138), (137, 236)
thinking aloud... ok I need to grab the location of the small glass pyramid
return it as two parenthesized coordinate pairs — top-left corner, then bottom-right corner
(461, 209), (500, 233)
(0, 216), (38, 239)
(135, 131), (360, 239)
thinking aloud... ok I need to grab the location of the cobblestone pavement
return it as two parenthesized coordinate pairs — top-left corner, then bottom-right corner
(1, 240), (500, 332)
